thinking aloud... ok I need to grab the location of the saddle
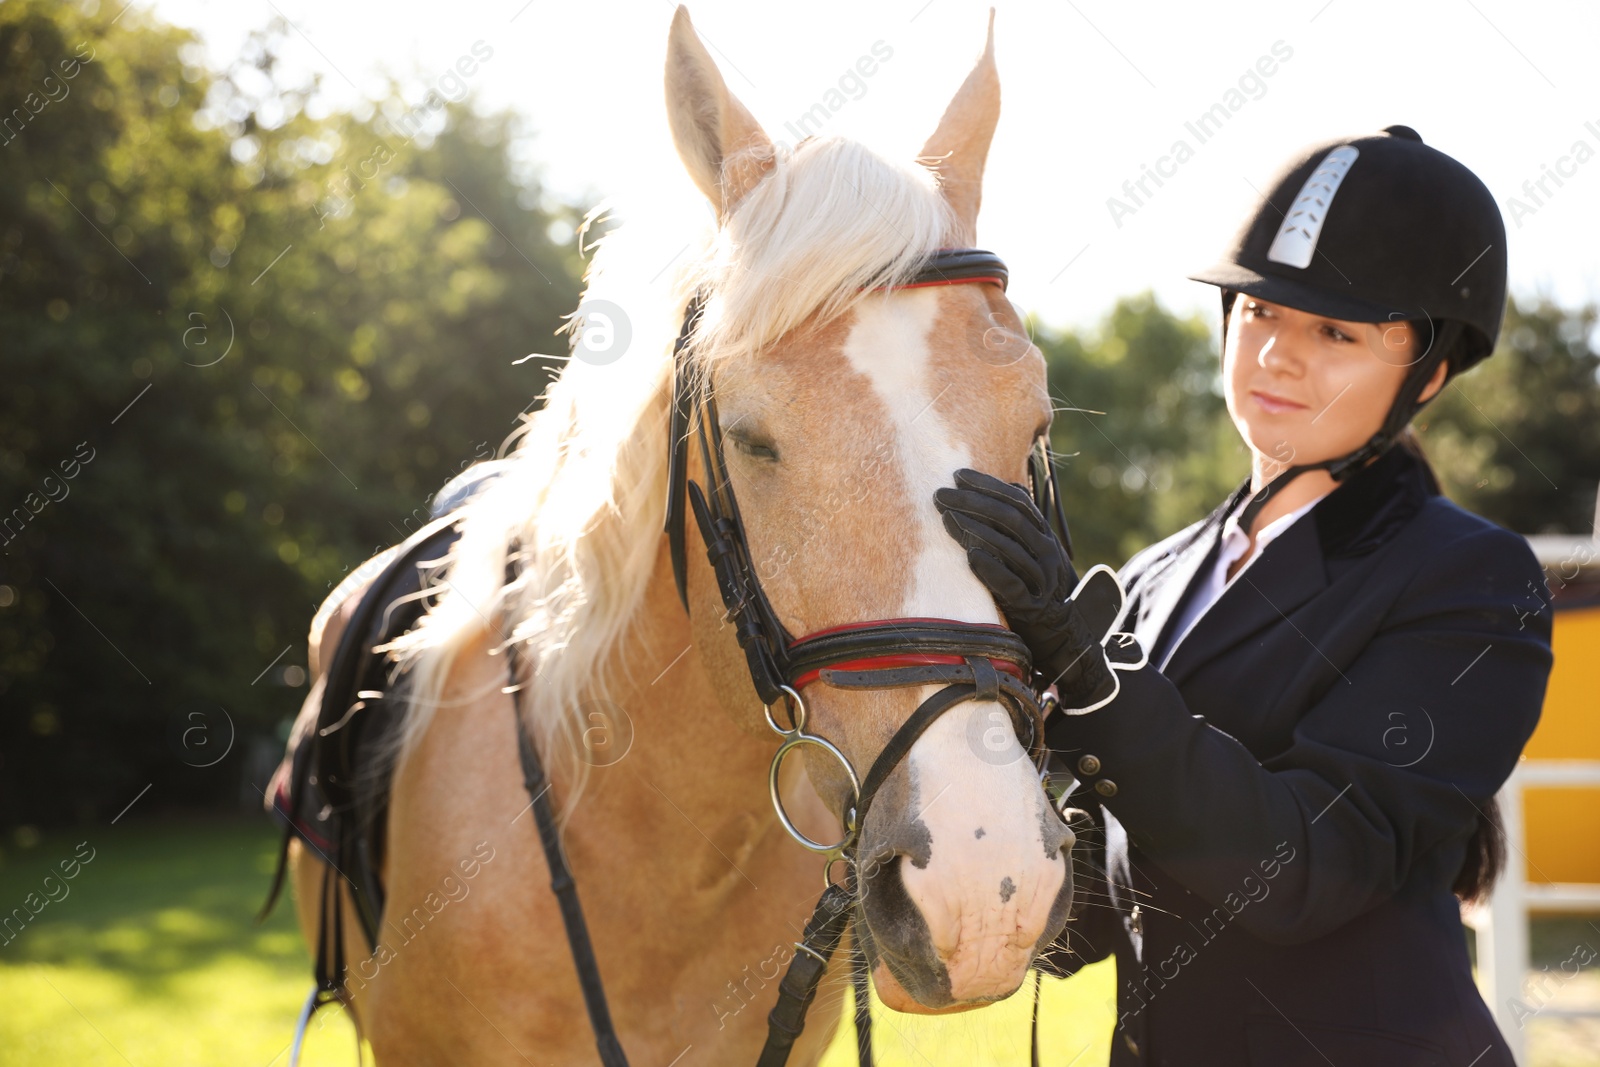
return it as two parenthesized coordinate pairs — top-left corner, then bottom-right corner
(262, 463), (508, 964)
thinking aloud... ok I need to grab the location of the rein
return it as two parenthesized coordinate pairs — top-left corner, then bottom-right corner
(505, 247), (1074, 1066)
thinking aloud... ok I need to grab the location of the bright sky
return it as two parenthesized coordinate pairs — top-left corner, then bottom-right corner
(137, 0), (1600, 333)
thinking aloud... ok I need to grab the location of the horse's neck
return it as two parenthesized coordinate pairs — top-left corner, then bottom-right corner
(553, 538), (804, 901)
(546, 546), (848, 1056)
(367, 541), (841, 1062)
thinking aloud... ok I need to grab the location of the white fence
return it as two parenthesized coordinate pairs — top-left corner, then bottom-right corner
(1465, 758), (1600, 1065)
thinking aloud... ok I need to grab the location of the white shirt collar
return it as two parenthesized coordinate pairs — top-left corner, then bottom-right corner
(1156, 489), (1330, 671)
(1217, 492), (1328, 576)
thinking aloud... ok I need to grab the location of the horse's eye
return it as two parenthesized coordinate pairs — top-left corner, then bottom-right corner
(731, 435), (779, 462)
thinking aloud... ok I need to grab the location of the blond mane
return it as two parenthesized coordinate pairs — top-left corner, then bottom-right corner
(380, 135), (957, 820)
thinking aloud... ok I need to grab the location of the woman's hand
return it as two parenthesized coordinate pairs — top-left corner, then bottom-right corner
(933, 468), (1124, 712)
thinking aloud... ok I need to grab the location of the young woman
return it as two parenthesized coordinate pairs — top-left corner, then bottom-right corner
(935, 126), (1554, 1065)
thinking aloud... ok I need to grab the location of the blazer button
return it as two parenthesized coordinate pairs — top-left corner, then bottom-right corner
(1077, 754), (1102, 776)
(1094, 779), (1118, 798)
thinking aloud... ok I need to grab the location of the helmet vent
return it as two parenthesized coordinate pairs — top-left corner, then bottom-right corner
(1266, 145), (1361, 270)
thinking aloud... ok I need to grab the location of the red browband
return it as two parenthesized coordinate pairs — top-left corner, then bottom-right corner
(889, 275), (1008, 291)
(787, 617), (1028, 691)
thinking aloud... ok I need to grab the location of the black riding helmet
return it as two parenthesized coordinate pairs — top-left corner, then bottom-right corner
(1189, 125), (1508, 527)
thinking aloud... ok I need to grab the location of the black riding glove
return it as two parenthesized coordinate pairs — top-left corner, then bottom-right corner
(933, 468), (1144, 714)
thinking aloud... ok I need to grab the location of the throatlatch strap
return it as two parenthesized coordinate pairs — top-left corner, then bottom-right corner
(664, 295), (703, 615)
(504, 550), (630, 1067)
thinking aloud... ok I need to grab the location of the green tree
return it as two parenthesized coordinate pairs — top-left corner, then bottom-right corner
(1037, 293), (1246, 569)
(1420, 297), (1600, 535)
(0, 1), (583, 827)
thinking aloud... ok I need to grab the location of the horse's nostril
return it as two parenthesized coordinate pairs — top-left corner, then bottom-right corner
(857, 847), (906, 902)
(857, 847), (945, 986)
(857, 848), (923, 935)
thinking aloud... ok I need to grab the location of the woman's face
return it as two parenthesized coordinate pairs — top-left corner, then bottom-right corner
(1223, 294), (1444, 471)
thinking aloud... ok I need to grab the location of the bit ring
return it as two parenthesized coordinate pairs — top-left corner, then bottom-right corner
(768, 731), (862, 855)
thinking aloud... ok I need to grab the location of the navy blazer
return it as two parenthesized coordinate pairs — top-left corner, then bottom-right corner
(1046, 444), (1554, 1066)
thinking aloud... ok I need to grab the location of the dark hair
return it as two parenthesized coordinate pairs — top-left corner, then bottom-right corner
(1388, 327), (1507, 902)
(1455, 796), (1506, 903)
(1392, 428), (1443, 494)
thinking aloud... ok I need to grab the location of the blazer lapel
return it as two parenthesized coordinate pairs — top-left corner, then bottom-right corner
(1160, 516), (1329, 688)
(1129, 444), (1438, 690)
(1138, 530), (1222, 666)
(1128, 482), (1248, 665)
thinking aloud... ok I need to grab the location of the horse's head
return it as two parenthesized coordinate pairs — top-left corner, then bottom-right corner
(664, 7), (1072, 1013)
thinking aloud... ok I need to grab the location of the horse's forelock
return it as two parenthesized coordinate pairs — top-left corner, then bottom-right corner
(687, 136), (957, 372)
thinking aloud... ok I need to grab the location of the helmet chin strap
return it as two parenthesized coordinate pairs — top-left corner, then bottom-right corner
(1227, 295), (1459, 535)
(1235, 435), (1384, 535)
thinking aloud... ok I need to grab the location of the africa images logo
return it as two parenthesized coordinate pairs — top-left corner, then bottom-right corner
(1502, 118), (1600, 229)
(1106, 40), (1295, 228)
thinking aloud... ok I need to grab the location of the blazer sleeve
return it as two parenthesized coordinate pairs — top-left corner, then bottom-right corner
(1054, 522), (1554, 945)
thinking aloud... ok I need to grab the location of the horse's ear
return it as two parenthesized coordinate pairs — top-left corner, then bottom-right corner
(664, 6), (775, 221)
(918, 9), (1000, 245)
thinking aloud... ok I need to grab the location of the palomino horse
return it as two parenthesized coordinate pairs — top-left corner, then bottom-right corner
(285, 7), (1073, 1063)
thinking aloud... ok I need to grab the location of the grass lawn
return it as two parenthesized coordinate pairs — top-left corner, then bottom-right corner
(0, 817), (1115, 1066)
(6, 817), (1596, 1066)
(0, 817), (359, 1066)
(821, 965), (1115, 1067)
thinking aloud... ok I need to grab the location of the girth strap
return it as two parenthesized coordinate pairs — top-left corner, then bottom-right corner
(290, 866), (357, 1067)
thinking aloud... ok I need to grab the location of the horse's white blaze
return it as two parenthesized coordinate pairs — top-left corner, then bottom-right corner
(839, 291), (998, 623)
(842, 292), (1067, 998)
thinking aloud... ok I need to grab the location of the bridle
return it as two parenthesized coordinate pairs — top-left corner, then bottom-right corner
(505, 247), (1075, 1067)
(665, 245), (1070, 839)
